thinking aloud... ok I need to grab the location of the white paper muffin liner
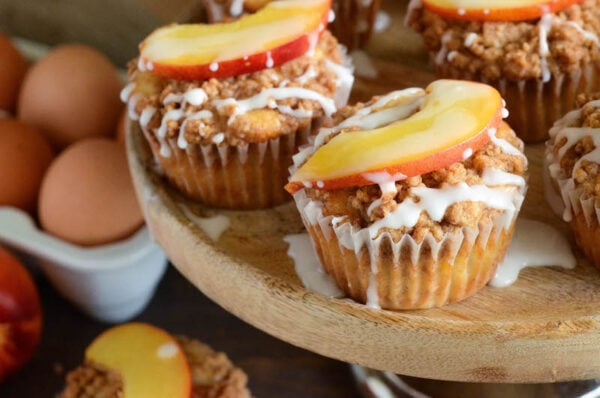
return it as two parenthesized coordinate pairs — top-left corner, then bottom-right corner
(435, 60), (600, 144)
(293, 188), (524, 310)
(143, 123), (313, 209)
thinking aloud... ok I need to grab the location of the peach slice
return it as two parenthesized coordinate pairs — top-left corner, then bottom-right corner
(140, 0), (331, 80)
(86, 323), (191, 398)
(286, 80), (503, 193)
(422, 0), (581, 22)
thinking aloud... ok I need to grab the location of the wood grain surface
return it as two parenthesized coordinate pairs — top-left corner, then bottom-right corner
(126, 1), (600, 384)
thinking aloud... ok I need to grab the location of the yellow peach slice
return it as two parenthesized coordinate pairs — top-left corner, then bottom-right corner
(423, 0), (581, 21)
(140, 0), (331, 80)
(286, 80), (503, 193)
(86, 323), (191, 398)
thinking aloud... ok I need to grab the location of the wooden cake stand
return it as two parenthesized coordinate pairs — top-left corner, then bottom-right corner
(125, 1), (600, 385)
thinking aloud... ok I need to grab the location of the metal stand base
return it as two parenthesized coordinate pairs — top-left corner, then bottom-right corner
(352, 366), (600, 398)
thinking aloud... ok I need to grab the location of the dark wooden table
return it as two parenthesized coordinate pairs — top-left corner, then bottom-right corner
(0, 265), (362, 397)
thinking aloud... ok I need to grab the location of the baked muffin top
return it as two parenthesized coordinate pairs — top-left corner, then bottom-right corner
(122, 30), (353, 154)
(408, 0), (600, 82)
(60, 336), (250, 398)
(547, 92), (600, 219)
(296, 89), (527, 242)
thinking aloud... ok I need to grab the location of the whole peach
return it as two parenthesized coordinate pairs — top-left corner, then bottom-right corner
(0, 246), (42, 382)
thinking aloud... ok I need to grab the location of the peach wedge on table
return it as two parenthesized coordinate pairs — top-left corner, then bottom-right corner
(139, 0), (331, 80)
(422, 0), (581, 21)
(286, 79), (503, 193)
(85, 323), (191, 398)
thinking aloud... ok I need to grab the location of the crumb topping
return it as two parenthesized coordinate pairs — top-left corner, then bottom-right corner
(59, 336), (250, 398)
(303, 96), (527, 242)
(127, 31), (347, 147)
(408, 0), (600, 81)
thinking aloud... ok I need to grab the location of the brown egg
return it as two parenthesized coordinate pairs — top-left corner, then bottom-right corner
(0, 35), (28, 113)
(38, 138), (143, 246)
(0, 118), (54, 213)
(18, 44), (122, 150)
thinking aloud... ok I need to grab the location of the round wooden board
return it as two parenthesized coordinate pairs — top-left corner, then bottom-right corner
(127, 122), (600, 384)
(125, 1), (600, 383)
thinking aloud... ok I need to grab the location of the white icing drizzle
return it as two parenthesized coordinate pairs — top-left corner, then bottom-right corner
(325, 59), (355, 108)
(374, 11), (391, 33)
(546, 100), (600, 222)
(368, 183), (521, 237)
(490, 219), (576, 288)
(157, 109), (184, 157)
(177, 110), (213, 149)
(265, 51), (274, 68)
(565, 21), (600, 46)
(229, 0), (243, 17)
(436, 32), (453, 65)
(328, 9), (335, 23)
(350, 50), (378, 79)
(283, 233), (344, 297)
(178, 203), (230, 241)
(140, 107), (156, 128)
(363, 171), (407, 185)
(120, 83), (135, 103)
(482, 168), (526, 187)
(366, 273), (380, 309)
(538, 13), (553, 83)
(404, 0), (423, 27)
(464, 32), (478, 47)
(204, 0), (225, 21)
(214, 87), (337, 125)
(462, 147), (473, 160)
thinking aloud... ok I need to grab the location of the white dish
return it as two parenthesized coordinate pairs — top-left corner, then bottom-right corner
(0, 207), (167, 323)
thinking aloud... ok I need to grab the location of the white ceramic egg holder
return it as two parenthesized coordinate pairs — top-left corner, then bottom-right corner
(0, 207), (167, 323)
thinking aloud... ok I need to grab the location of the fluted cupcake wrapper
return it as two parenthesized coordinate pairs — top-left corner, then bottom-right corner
(434, 60), (600, 144)
(554, 178), (600, 269)
(293, 189), (522, 310)
(143, 124), (313, 209)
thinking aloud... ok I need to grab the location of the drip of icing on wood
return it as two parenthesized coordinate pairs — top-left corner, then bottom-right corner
(350, 50), (378, 79)
(178, 204), (230, 241)
(489, 219), (575, 288)
(284, 233), (344, 297)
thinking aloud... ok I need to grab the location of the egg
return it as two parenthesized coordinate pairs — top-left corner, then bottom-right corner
(38, 138), (143, 246)
(0, 118), (54, 213)
(18, 44), (122, 150)
(0, 35), (28, 114)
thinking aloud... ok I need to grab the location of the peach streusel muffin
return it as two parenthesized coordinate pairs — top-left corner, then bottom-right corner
(202, 0), (381, 50)
(546, 92), (600, 269)
(407, 0), (600, 143)
(60, 323), (250, 398)
(122, 0), (353, 209)
(287, 80), (527, 309)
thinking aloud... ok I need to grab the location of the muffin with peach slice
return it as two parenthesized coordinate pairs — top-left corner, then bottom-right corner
(202, 0), (381, 50)
(407, 0), (600, 143)
(287, 79), (527, 310)
(546, 93), (600, 270)
(122, 0), (354, 209)
(60, 323), (250, 398)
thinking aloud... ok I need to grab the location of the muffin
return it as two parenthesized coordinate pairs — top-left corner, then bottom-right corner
(407, 0), (600, 143)
(122, 2), (353, 209)
(202, 0), (381, 50)
(60, 323), (250, 398)
(546, 92), (600, 269)
(286, 80), (527, 309)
